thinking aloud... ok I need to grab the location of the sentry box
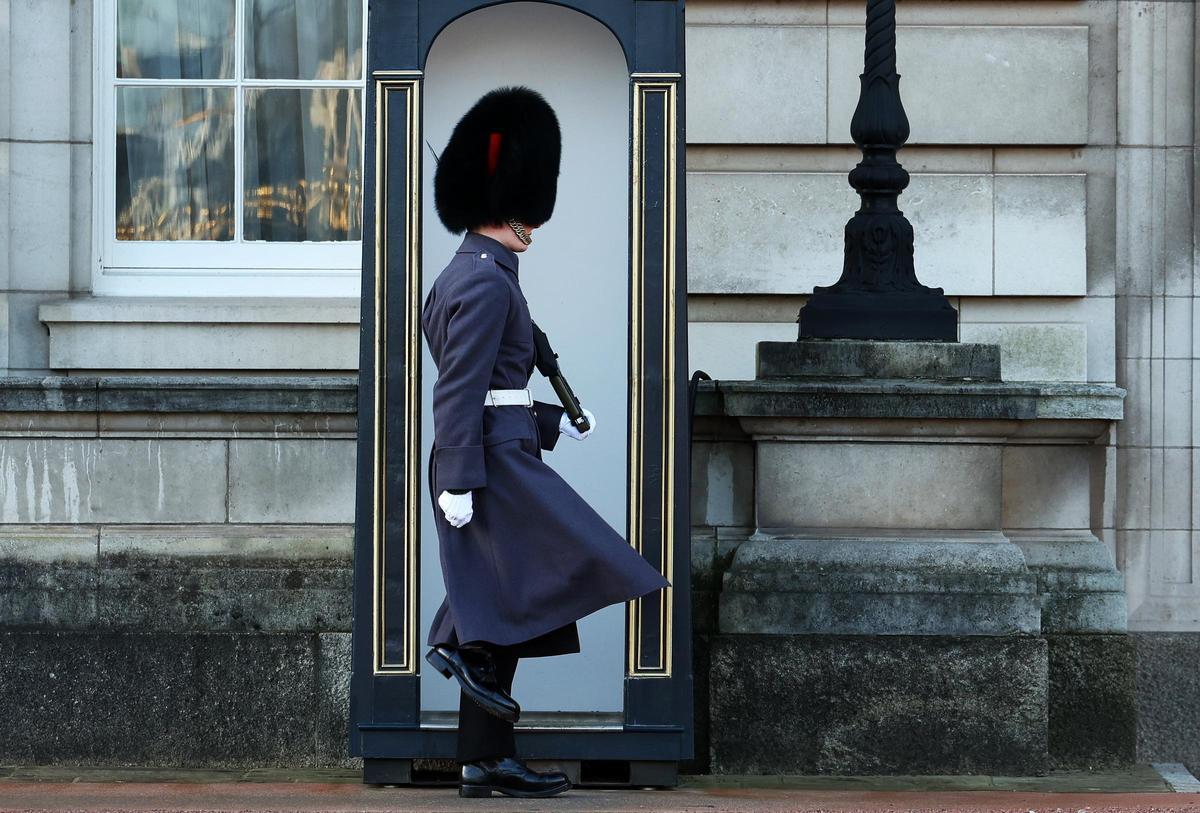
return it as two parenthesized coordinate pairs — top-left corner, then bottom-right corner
(350, 0), (692, 788)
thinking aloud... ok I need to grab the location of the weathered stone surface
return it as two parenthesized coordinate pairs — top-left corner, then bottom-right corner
(829, 25), (1088, 145)
(685, 24), (826, 144)
(1135, 632), (1200, 775)
(0, 375), (357, 414)
(994, 174), (1087, 296)
(697, 378), (1126, 422)
(0, 376), (97, 412)
(0, 438), (227, 523)
(1047, 634), (1136, 769)
(686, 172), (994, 296)
(756, 441), (1003, 530)
(0, 526), (353, 633)
(709, 634), (1048, 775)
(757, 340), (1001, 381)
(39, 300), (360, 371)
(228, 438), (357, 523)
(690, 440), (755, 528)
(317, 632), (356, 768)
(963, 323), (1090, 383)
(0, 632), (346, 767)
(1010, 532), (1127, 634)
(720, 535), (1040, 636)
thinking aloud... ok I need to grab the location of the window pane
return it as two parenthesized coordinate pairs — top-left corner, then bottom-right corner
(117, 0), (235, 79)
(117, 87), (235, 241)
(245, 0), (363, 80)
(244, 88), (363, 242)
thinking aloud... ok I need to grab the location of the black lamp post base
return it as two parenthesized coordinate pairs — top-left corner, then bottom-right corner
(798, 290), (958, 341)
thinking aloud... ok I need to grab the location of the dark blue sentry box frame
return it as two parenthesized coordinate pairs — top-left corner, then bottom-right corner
(350, 0), (692, 786)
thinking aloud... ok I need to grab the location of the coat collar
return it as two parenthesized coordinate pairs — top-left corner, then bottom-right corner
(457, 231), (519, 278)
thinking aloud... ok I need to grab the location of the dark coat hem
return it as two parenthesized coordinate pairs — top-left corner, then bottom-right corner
(428, 572), (668, 655)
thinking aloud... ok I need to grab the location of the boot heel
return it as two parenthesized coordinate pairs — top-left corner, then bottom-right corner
(424, 648), (453, 680)
(459, 784), (491, 798)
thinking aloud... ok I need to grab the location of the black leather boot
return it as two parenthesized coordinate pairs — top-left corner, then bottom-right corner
(459, 756), (571, 798)
(425, 644), (520, 723)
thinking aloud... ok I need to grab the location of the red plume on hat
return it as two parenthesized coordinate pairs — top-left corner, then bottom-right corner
(433, 85), (562, 234)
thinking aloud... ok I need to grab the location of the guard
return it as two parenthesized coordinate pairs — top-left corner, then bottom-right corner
(419, 85), (671, 799)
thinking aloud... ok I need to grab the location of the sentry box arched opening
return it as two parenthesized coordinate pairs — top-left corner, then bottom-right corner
(350, 0), (691, 787)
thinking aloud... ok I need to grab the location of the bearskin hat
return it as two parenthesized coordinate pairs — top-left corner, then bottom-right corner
(433, 85), (561, 234)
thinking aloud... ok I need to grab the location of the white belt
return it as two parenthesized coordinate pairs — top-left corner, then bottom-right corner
(483, 388), (533, 407)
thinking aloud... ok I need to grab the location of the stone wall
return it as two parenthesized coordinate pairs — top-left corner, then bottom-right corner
(0, 378), (357, 767)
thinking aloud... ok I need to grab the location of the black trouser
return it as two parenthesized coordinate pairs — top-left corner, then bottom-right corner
(455, 646), (520, 763)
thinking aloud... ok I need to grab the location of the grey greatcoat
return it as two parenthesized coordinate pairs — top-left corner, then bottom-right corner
(421, 231), (671, 658)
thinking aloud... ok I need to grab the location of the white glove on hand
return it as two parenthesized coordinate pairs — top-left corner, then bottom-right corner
(437, 490), (473, 528)
(559, 408), (596, 441)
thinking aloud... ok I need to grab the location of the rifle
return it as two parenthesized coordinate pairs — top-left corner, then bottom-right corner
(530, 321), (592, 434)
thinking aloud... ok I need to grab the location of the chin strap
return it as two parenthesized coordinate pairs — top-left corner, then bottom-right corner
(505, 218), (532, 245)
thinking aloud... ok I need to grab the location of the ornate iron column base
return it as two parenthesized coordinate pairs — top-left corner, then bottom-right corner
(799, 290), (957, 341)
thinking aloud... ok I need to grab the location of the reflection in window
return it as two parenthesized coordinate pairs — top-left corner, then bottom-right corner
(116, 87), (235, 241)
(245, 0), (363, 81)
(244, 89), (363, 241)
(113, 0), (364, 244)
(117, 0), (235, 79)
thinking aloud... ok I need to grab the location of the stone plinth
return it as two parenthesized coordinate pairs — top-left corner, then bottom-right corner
(697, 339), (1128, 774)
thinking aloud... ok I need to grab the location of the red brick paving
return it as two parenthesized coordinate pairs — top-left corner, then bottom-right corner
(0, 782), (1198, 813)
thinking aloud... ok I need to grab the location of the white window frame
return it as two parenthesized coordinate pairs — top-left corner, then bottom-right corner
(92, 0), (367, 297)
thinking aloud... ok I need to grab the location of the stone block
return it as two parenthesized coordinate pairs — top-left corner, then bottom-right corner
(1116, 2), (1196, 148)
(994, 175), (1087, 296)
(829, 26), (1088, 144)
(6, 292), (54, 371)
(756, 340), (1000, 381)
(1162, 359), (1192, 447)
(688, 321), (796, 381)
(10, 0), (72, 140)
(69, 0), (94, 144)
(686, 172), (992, 296)
(39, 298), (360, 372)
(69, 143), (92, 292)
(8, 142), (71, 291)
(0, 632), (340, 767)
(685, 24), (826, 144)
(94, 527), (353, 633)
(1010, 532), (1127, 634)
(756, 441), (1002, 530)
(316, 632), (355, 767)
(709, 634), (1048, 774)
(1161, 449), (1192, 530)
(690, 440), (755, 528)
(1163, 297), (1192, 359)
(0, 438), (227, 523)
(1047, 634), (1137, 769)
(1135, 632), (1200, 774)
(719, 535), (1040, 636)
(1117, 296), (1154, 360)
(961, 296), (1114, 385)
(960, 323), (1087, 382)
(228, 439), (356, 523)
(1003, 445), (1092, 530)
(1115, 148), (1194, 297)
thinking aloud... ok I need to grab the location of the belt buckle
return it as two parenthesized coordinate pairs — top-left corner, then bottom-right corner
(521, 389), (533, 407)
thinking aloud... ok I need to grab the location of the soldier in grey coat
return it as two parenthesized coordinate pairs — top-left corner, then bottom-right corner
(420, 86), (670, 799)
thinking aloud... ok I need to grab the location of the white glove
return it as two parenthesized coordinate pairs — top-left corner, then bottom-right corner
(559, 408), (596, 440)
(437, 490), (473, 528)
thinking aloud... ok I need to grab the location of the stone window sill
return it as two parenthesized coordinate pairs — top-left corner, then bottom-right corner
(38, 296), (361, 372)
